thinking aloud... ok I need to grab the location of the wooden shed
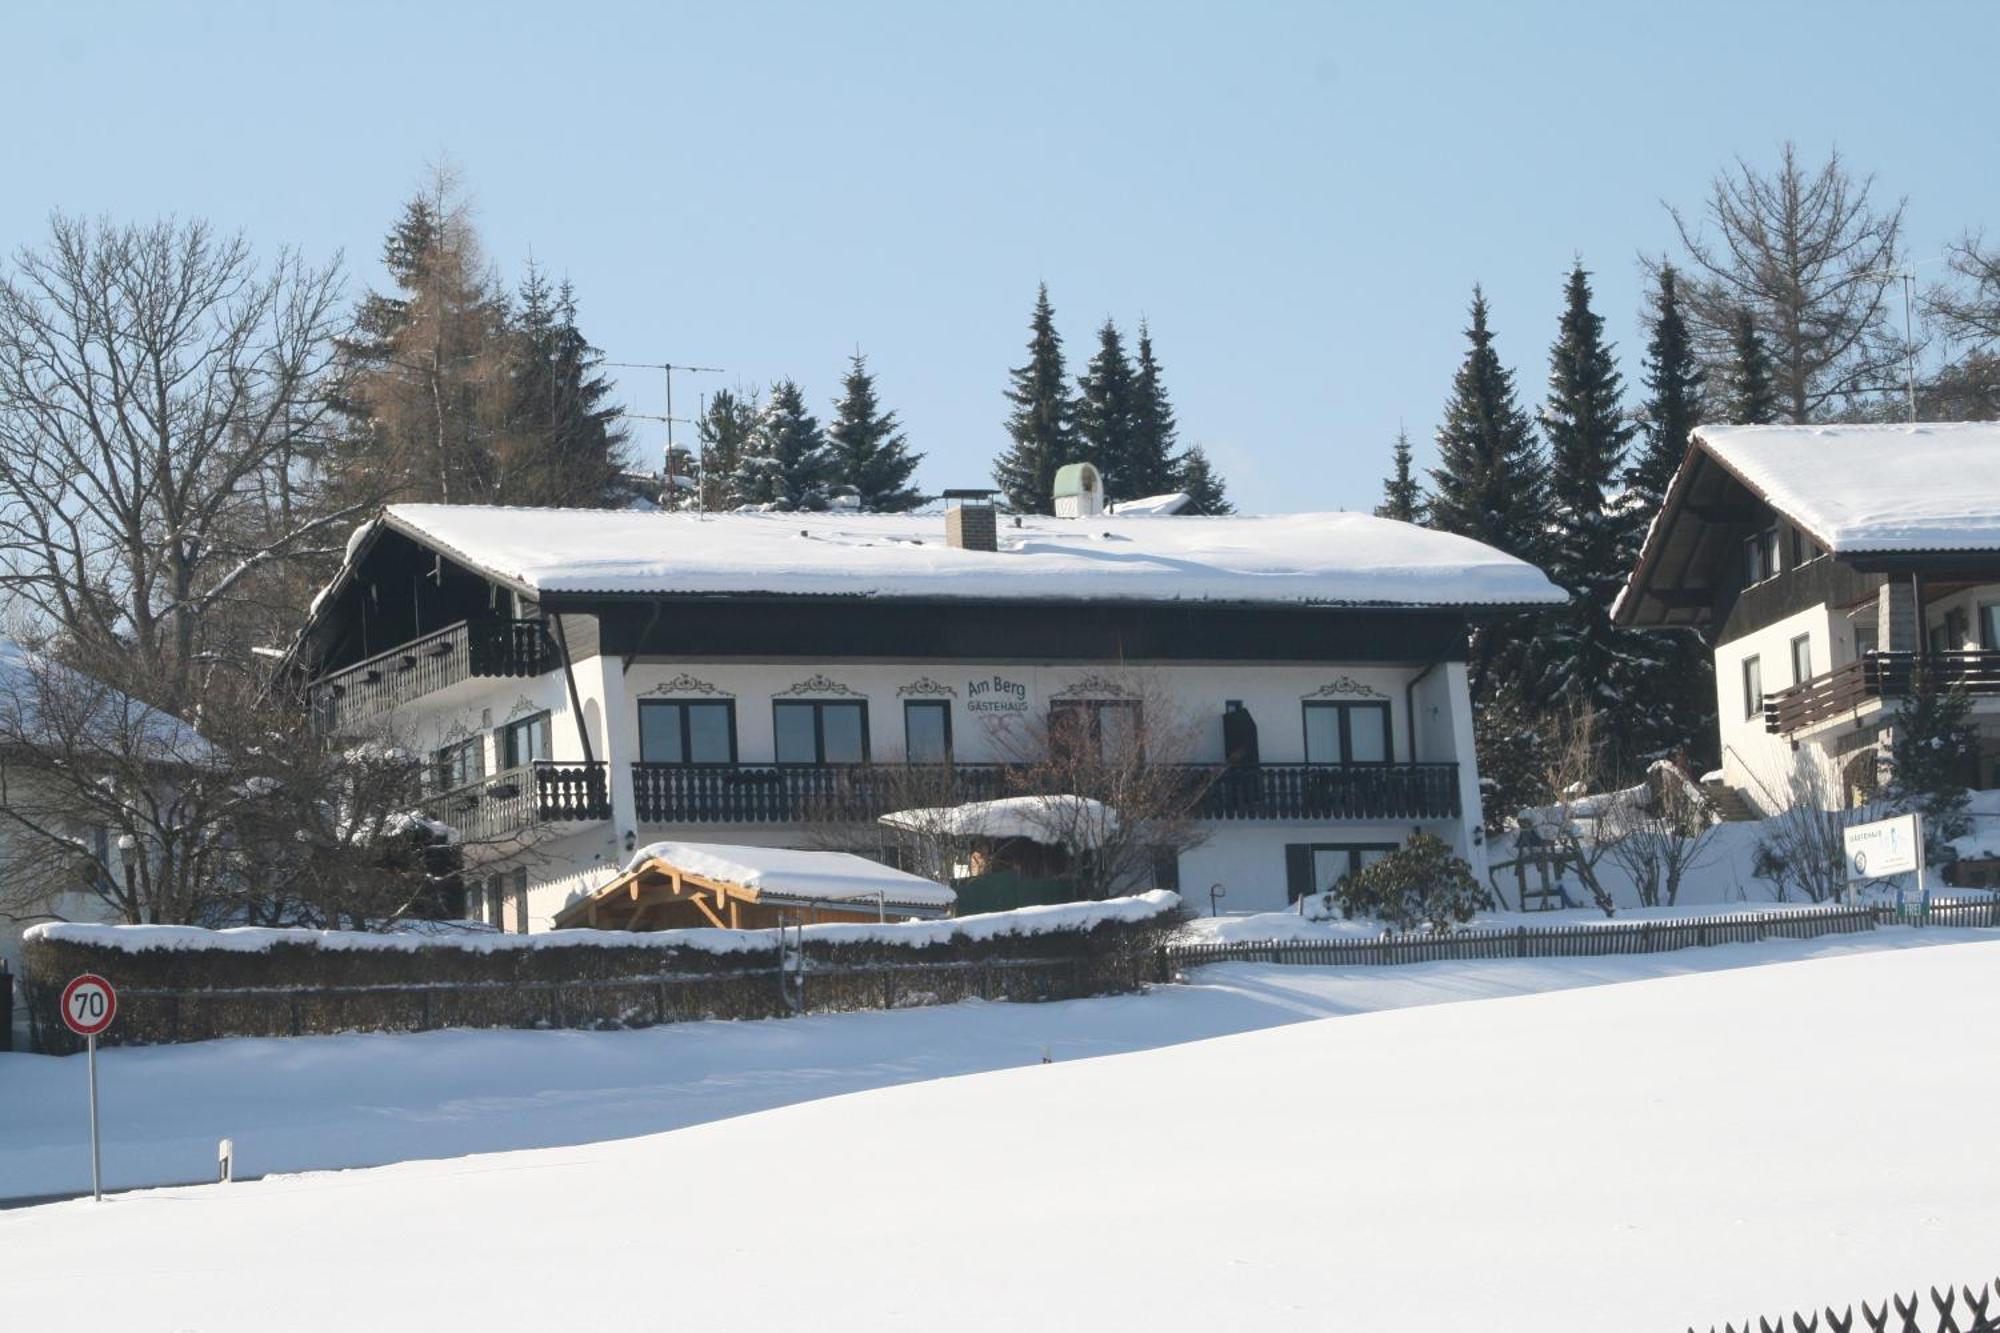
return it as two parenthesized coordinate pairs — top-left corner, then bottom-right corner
(553, 841), (956, 932)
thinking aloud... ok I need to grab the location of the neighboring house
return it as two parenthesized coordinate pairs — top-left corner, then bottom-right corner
(1617, 422), (2000, 814)
(282, 487), (1561, 927)
(0, 641), (209, 976)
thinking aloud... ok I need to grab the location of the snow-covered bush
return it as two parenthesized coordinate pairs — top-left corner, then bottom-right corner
(1332, 833), (1492, 932)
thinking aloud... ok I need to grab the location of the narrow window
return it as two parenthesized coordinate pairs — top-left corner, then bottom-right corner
(433, 736), (485, 791)
(1789, 634), (1812, 687)
(498, 711), (552, 769)
(1982, 605), (2000, 652)
(903, 700), (951, 764)
(1742, 655), (1764, 720)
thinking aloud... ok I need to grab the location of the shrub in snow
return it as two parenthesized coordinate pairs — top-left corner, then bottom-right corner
(1332, 833), (1492, 932)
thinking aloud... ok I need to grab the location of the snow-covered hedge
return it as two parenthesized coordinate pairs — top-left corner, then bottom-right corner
(21, 892), (1183, 1051)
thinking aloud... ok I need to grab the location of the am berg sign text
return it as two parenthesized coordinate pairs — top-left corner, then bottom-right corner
(966, 675), (1029, 714)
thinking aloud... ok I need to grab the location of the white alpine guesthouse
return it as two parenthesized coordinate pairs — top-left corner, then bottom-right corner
(283, 491), (1561, 928)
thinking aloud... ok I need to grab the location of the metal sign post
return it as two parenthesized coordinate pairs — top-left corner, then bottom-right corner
(60, 973), (118, 1202)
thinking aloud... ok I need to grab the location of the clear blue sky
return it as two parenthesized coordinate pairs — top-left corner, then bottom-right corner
(7, 1), (1996, 513)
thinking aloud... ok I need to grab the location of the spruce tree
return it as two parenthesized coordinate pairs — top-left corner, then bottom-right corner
(1627, 265), (1705, 511)
(738, 379), (833, 511)
(1426, 289), (1547, 700)
(1075, 319), (1140, 499)
(1124, 321), (1181, 499)
(993, 283), (1075, 514)
(1625, 264), (1717, 767)
(699, 387), (759, 510)
(1725, 308), (1778, 424)
(1374, 429), (1425, 522)
(1540, 263), (1650, 734)
(827, 352), (924, 511)
(504, 267), (629, 507)
(1886, 665), (1979, 854)
(1426, 289), (1546, 558)
(1172, 444), (1233, 515)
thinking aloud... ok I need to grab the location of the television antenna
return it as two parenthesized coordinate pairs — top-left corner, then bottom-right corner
(606, 359), (724, 493)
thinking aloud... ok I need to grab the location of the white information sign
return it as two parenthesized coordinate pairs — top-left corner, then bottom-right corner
(1843, 813), (1922, 881)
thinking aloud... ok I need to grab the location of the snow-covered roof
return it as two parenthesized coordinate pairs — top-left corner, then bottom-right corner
(879, 795), (1118, 850)
(1107, 491), (1192, 516)
(1696, 422), (2000, 552)
(0, 640), (209, 760)
(343, 504), (1563, 610)
(620, 841), (957, 909)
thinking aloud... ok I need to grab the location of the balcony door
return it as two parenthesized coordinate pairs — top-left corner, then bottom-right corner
(1303, 700), (1391, 765)
(774, 700), (869, 765)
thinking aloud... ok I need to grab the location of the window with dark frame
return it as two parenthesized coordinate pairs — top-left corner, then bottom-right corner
(1047, 698), (1143, 763)
(1302, 700), (1392, 765)
(773, 699), (869, 765)
(903, 699), (952, 764)
(498, 711), (552, 770)
(639, 699), (737, 765)
(1743, 527), (1780, 585)
(1742, 654), (1763, 720)
(433, 736), (485, 792)
(1789, 634), (1812, 687)
(1982, 604), (2000, 652)
(1283, 842), (1400, 902)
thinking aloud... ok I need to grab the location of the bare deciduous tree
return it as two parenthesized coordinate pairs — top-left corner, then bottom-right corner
(0, 214), (360, 709)
(1752, 754), (1873, 904)
(1660, 144), (1906, 422)
(1523, 701), (1618, 916)
(986, 672), (1214, 901)
(1604, 763), (1720, 908)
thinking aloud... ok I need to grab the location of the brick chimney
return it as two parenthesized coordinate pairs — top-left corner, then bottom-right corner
(943, 490), (999, 552)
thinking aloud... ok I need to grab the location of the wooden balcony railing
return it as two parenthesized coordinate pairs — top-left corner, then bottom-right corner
(632, 761), (1460, 825)
(1764, 650), (2000, 736)
(427, 760), (610, 842)
(1195, 762), (1461, 821)
(309, 618), (555, 729)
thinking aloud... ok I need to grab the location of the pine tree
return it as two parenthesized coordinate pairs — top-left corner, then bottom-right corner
(1374, 429), (1425, 522)
(993, 283), (1075, 514)
(699, 387), (759, 510)
(1886, 664), (1979, 854)
(827, 352), (924, 511)
(1724, 308), (1778, 425)
(1627, 265), (1705, 512)
(1124, 321), (1181, 500)
(1426, 289), (1547, 697)
(1172, 444), (1233, 515)
(738, 379), (833, 511)
(1426, 289), (1546, 559)
(504, 267), (629, 507)
(1540, 263), (1643, 725)
(1075, 319), (1140, 499)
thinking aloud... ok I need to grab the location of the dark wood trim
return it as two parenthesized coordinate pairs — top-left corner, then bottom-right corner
(563, 595), (1473, 665)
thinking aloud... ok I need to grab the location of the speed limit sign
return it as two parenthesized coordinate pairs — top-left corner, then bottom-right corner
(61, 972), (116, 1200)
(61, 973), (118, 1037)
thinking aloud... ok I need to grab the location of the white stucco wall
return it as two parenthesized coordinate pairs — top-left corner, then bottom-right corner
(1715, 605), (1834, 814)
(347, 641), (1495, 929)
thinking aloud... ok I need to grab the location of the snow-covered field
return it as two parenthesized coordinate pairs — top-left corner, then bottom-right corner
(3, 923), (1982, 1203)
(7, 936), (1998, 1330)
